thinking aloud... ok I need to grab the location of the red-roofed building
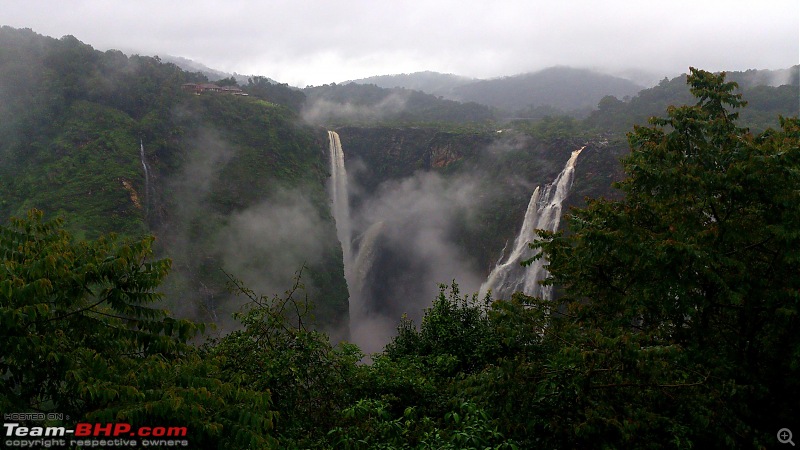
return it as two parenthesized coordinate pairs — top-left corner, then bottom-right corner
(181, 83), (232, 94)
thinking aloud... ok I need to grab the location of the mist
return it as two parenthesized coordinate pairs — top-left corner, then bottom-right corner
(6, 0), (796, 87)
(215, 189), (330, 332)
(302, 90), (410, 124)
(156, 126), (237, 321)
(348, 170), (485, 353)
(157, 122), (331, 335)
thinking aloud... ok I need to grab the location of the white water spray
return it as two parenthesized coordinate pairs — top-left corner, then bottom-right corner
(328, 131), (352, 265)
(328, 132), (394, 350)
(481, 146), (585, 300)
(140, 139), (150, 218)
(327, 130), (365, 330)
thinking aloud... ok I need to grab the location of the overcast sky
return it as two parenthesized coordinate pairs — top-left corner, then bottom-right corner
(4, 0), (798, 87)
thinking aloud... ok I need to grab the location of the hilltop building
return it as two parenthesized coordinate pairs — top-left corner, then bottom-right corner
(181, 83), (248, 95)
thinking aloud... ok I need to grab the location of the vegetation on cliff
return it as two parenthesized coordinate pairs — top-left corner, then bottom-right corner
(0, 26), (349, 330)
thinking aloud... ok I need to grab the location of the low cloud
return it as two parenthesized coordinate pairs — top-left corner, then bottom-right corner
(213, 189), (328, 331)
(302, 90), (409, 124)
(218, 189), (325, 296)
(157, 126), (237, 321)
(348, 170), (485, 352)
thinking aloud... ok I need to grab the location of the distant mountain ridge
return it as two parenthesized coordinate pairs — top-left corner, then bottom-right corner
(345, 71), (475, 97)
(450, 67), (644, 114)
(160, 55), (277, 85)
(345, 66), (798, 118)
(348, 67), (644, 116)
(301, 82), (494, 125)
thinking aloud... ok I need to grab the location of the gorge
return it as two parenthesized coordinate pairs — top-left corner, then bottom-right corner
(327, 128), (598, 349)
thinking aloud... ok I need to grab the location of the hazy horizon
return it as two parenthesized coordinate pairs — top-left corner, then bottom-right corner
(3, 0), (797, 87)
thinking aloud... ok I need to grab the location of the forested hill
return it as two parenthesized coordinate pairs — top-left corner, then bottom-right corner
(302, 82), (495, 125)
(343, 66), (799, 125)
(450, 67), (644, 116)
(2, 25), (796, 334)
(2, 24), (799, 449)
(3, 53), (798, 447)
(0, 26), (349, 330)
(347, 67), (644, 117)
(585, 66), (800, 133)
(345, 70), (476, 96)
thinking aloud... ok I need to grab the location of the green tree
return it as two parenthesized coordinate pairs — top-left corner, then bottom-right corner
(0, 210), (276, 448)
(216, 76), (238, 87)
(531, 68), (800, 447)
(244, 76), (307, 113)
(212, 269), (362, 447)
(385, 281), (502, 375)
(328, 398), (518, 450)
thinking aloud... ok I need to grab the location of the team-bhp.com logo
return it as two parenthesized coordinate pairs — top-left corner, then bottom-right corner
(4, 422), (189, 447)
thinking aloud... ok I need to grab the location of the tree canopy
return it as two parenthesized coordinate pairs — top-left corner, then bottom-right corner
(532, 67), (800, 447)
(0, 210), (276, 448)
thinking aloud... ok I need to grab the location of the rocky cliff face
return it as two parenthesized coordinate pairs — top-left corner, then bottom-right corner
(326, 125), (627, 329)
(334, 126), (626, 267)
(334, 126), (493, 193)
(430, 143), (462, 168)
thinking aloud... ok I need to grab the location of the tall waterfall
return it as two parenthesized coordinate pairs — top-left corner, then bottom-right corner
(327, 132), (395, 350)
(480, 146), (585, 300)
(140, 139), (150, 218)
(328, 131), (353, 265)
(327, 130), (361, 325)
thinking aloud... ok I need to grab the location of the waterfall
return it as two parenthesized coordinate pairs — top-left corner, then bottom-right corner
(327, 132), (395, 350)
(327, 130), (362, 326)
(140, 139), (150, 218)
(480, 146), (585, 300)
(328, 131), (353, 265)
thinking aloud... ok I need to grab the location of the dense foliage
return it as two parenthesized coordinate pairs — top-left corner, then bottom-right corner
(243, 75), (307, 113)
(585, 67), (799, 133)
(0, 27), (199, 237)
(329, 68), (798, 449)
(532, 68), (800, 447)
(1, 211), (276, 448)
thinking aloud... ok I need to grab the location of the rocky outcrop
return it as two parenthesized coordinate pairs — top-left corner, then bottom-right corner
(120, 179), (142, 209)
(430, 145), (460, 167)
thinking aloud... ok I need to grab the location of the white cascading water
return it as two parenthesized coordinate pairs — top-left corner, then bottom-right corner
(140, 139), (150, 218)
(328, 131), (352, 265)
(327, 131), (359, 320)
(327, 132), (393, 351)
(480, 146), (585, 300)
